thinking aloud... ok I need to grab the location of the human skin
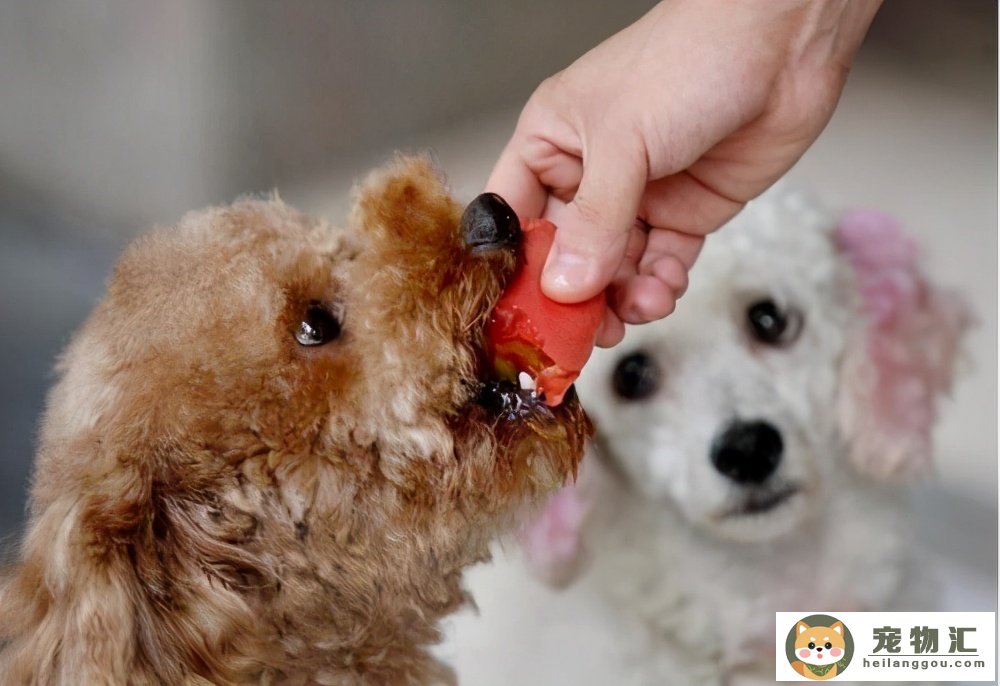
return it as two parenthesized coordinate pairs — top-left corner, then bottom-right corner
(487, 0), (883, 346)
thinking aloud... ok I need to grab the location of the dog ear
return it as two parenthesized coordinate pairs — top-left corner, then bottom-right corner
(835, 210), (972, 479)
(0, 497), (143, 683)
(1, 452), (268, 682)
(798, 622), (810, 634)
(832, 621), (844, 635)
(520, 480), (590, 589)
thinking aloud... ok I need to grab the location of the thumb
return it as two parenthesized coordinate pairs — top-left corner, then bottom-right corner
(542, 140), (645, 303)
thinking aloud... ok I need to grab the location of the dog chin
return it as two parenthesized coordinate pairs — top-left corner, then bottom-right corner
(706, 486), (804, 543)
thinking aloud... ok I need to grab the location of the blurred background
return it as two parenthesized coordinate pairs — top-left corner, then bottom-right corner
(0, 0), (995, 650)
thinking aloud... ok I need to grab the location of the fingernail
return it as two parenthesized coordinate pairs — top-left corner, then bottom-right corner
(543, 248), (594, 296)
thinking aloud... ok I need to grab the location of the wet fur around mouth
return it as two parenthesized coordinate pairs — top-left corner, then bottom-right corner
(0, 156), (590, 685)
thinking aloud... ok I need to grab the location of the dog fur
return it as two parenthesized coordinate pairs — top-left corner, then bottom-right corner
(0, 157), (589, 685)
(444, 189), (968, 686)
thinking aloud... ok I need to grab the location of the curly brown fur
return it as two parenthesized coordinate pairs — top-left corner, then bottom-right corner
(0, 157), (589, 685)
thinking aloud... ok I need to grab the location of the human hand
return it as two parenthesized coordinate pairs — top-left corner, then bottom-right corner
(487, 0), (881, 346)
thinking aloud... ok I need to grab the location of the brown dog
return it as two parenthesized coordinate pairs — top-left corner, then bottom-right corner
(0, 157), (589, 685)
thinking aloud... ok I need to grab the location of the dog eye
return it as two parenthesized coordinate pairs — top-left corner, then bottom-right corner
(295, 303), (341, 346)
(612, 351), (660, 401)
(808, 642), (816, 649)
(746, 299), (802, 345)
(824, 642), (832, 649)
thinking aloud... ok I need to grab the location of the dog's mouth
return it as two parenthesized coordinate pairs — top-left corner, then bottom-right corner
(721, 483), (800, 517)
(475, 379), (559, 421)
(471, 372), (588, 447)
(457, 369), (589, 498)
(468, 335), (590, 452)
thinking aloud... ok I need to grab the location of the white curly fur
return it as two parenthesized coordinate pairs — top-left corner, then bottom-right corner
(441, 188), (966, 686)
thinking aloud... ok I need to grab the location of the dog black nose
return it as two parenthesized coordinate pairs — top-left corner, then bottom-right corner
(710, 420), (783, 484)
(461, 193), (521, 253)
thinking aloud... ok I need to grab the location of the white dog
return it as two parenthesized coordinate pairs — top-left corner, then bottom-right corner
(441, 190), (968, 686)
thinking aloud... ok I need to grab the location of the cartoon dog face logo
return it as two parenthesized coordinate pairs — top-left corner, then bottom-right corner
(786, 615), (853, 680)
